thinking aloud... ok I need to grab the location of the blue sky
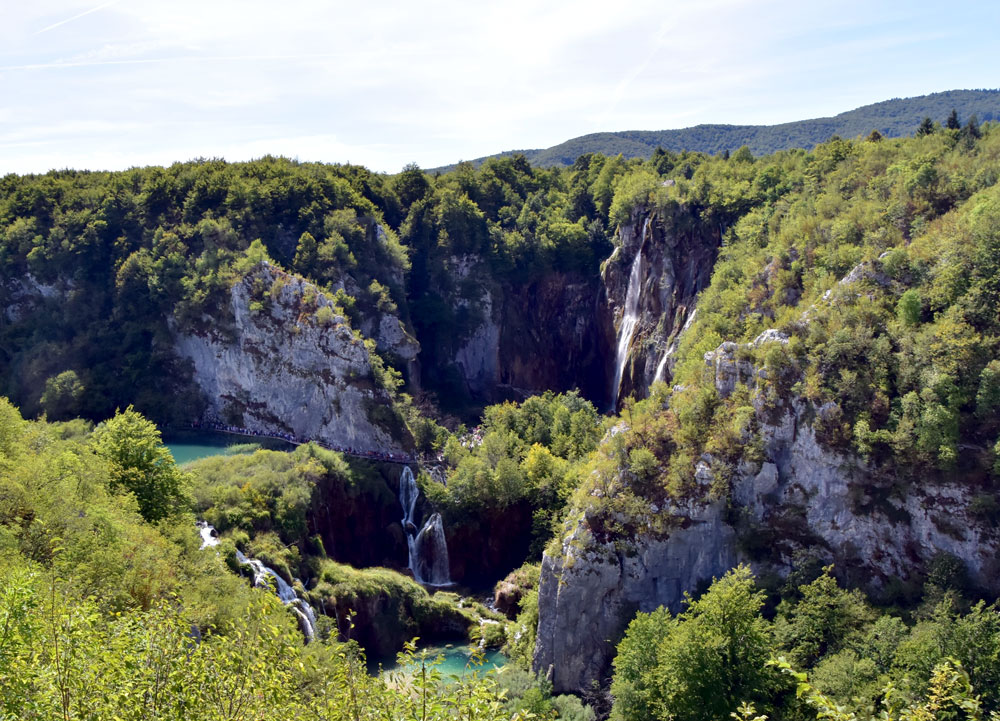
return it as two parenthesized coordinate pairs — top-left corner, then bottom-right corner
(2, 0), (998, 174)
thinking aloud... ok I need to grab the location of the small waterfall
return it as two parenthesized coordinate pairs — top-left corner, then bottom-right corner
(198, 521), (220, 549)
(612, 225), (647, 407)
(234, 548), (317, 643)
(653, 307), (696, 385)
(398, 466), (452, 587)
(399, 465), (419, 532)
(411, 513), (451, 587)
(652, 351), (670, 385)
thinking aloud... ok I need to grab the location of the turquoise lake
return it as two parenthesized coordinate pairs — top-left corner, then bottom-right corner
(164, 431), (292, 464)
(376, 644), (507, 679)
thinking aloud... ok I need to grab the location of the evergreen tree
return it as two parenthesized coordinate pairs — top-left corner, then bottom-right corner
(963, 114), (982, 141)
(917, 116), (935, 136)
(947, 108), (961, 130)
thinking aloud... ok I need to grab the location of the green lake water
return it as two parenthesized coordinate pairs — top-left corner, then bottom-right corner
(376, 645), (507, 679)
(165, 432), (292, 465)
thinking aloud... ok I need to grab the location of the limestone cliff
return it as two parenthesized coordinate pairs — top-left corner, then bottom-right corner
(533, 332), (1000, 693)
(497, 272), (612, 403)
(173, 262), (409, 453)
(604, 205), (721, 409)
(534, 497), (737, 693)
(419, 255), (611, 405)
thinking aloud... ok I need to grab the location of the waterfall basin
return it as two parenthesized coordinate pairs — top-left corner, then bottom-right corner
(375, 644), (507, 680)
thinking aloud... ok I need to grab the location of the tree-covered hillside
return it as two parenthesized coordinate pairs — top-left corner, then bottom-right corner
(441, 89), (1000, 168)
(3, 110), (1000, 719)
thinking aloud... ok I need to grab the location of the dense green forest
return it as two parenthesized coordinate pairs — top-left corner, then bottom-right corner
(3, 109), (1000, 718)
(442, 89), (1000, 168)
(2, 400), (998, 719)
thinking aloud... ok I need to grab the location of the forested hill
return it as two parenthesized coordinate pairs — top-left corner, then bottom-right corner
(440, 89), (1000, 169)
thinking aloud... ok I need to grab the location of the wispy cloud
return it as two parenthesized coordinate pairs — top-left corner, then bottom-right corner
(1, 52), (346, 72)
(34, 0), (124, 35)
(3, 0), (998, 174)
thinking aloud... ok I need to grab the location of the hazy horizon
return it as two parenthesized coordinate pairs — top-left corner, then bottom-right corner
(3, 0), (1000, 175)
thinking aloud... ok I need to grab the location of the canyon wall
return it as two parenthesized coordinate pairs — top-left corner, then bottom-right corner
(603, 205), (721, 409)
(533, 332), (1000, 693)
(173, 262), (409, 453)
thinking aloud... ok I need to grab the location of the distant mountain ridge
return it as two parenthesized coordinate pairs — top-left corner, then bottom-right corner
(439, 89), (1000, 170)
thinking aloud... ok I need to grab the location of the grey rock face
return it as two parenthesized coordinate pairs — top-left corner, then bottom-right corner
(432, 254), (610, 403)
(533, 501), (738, 693)
(703, 341), (757, 398)
(533, 340), (1000, 693)
(454, 286), (501, 394)
(3, 274), (64, 322)
(743, 397), (1000, 591)
(603, 206), (721, 408)
(174, 263), (405, 452)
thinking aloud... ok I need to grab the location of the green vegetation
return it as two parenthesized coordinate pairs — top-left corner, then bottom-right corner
(4, 92), (1000, 720)
(0, 156), (409, 424)
(521, 117), (1000, 538)
(427, 391), (603, 560)
(0, 398), (551, 718)
(91, 405), (191, 522)
(611, 567), (1000, 721)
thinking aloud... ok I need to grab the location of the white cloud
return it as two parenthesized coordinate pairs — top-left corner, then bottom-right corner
(2, 0), (997, 173)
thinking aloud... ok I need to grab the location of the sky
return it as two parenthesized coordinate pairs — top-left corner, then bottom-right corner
(2, 0), (998, 175)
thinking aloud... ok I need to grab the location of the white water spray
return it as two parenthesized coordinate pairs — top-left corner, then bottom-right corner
(231, 545), (317, 642)
(398, 466), (452, 587)
(198, 521), (220, 549)
(612, 224), (647, 407)
(653, 307), (697, 385)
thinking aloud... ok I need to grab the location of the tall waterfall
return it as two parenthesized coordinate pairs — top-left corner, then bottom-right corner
(233, 547), (317, 642)
(612, 228), (646, 407)
(398, 466), (452, 587)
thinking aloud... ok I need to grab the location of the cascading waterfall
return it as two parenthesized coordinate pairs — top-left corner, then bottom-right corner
(198, 523), (317, 642)
(652, 351), (669, 385)
(411, 513), (451, 586)
(198, 521), (220, 549)
(398, 466), (452, 587)
(653, 307), (697, 385)
(612, 223), (647, 407)
(399, 465), (419, 533)
(233, 549), (317, 642)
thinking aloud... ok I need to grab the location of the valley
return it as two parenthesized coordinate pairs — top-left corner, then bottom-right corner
(2, 111), (1000, 719)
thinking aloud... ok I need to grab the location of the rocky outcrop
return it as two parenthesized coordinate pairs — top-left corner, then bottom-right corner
(454, 287), (501, 395)
(411, 205), (718, 410)
(604, 206), (721, 409)
(446, 502), (535, 587)
(173, 262), (408, 452)
(2, 274), (64, 323)
(534, 499), (738, 693)
(308, 462), (409, 570)
(533, 333), (1000, 693)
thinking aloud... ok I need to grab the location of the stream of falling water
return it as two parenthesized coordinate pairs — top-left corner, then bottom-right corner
(199, 521), (316, 642)
(398, 466), (452, 587)
(611, 220), (648, 407)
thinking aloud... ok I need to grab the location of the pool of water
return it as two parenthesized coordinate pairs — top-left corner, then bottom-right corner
(376, 644), (507, 679)
(164, 431), (292, 465)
